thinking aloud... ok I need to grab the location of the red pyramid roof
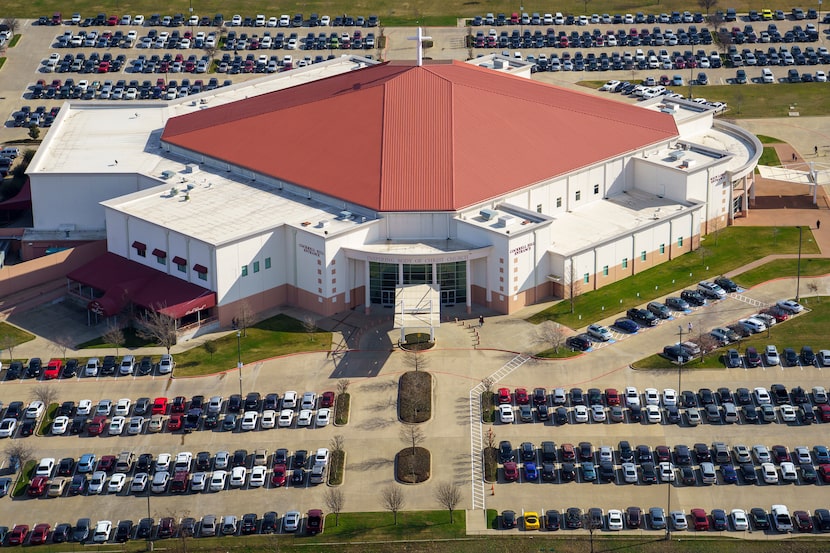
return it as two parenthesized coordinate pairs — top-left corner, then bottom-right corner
(162, 60), (678, 211)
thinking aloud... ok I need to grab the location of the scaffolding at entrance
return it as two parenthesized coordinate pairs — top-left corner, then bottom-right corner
(393, 284), (441, 344)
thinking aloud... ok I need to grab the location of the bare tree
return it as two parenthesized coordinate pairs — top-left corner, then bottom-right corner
(380, 486), (405, 525)
(31, 385), (59, 406)
(302, 315), (317, 341)
(137, 307), (177, 354)
(696, 333), (720, 360)
(4, 442), (34, 472)
(202, 340), (217, 360)
(485, 427), (497, 450)
(49, 335), (74, 361)
(807, 281), (819, 296)
(103, 321), (125, 357)
(698, 0), (718, 16)
(236, 300), (254, 337)
(336, 379), (351, 395)
(564, 260), (581, 313)
(1, 335), (17, 362)
(403, 350), (429, 372)
(434, 482), (462, 523)
(481, 376), (494, 395)
(532, 320), (567, 353)
(400, 424), (425, 454)
(329, 434), (344, 454)
(204, 44), (218, 67)
(3, 18), (19, 36)
(324, 488), (345, 526)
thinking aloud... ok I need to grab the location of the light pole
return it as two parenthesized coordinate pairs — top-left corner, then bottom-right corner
(796, 225), (803, 301)
(236, 330), (243, 397)
(677, 325), (684, 392)
(146, 494), (153, 551)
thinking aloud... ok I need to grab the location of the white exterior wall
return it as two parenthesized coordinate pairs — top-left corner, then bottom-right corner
(318, 223), (380, 300)
(506, 232), (539, 296)
(384, 213), (453, 240)
(675, 112), (714, 137)
(215, 228), (286, 304)
(632, 160), (691, 202)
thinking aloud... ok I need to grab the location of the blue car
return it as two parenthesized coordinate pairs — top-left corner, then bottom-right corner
(582, 461), (596, 481)
(721, 464), (738, 484)
(524, 462), (538, 481)
(815, 445), (830, 464)
(614, 318), (639, 333)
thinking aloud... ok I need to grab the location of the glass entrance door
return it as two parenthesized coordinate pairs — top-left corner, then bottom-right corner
(441, 290), (455, 305)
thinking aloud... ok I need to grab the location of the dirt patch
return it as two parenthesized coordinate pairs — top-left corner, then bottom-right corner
(398, 371), (432, 423)
(395, 447), (431, 484)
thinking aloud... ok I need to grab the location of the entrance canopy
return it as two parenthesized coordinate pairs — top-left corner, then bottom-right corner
(67, 252), (216, 317)
(393, 284), (440, 343)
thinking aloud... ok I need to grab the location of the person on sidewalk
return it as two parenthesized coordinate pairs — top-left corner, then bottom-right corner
(479, 315), (484, 327)
(818, 220), (821, 230)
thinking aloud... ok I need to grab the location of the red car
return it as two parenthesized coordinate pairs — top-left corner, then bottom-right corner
(8, 525), (29, 545)
(497, 388), (511, 404)
(561, 443), (576, 462)
(107, 15), (118, 25)
(152, 397), (168, 415)
(306, 509), (324, 535)
(819, 464), (830, 483)
(503, 462), (519, 482)
(819, 404), (830, 422)
(655, 445), (672, 463)
(87, 415), (108, 435)
(605, 388), (620, 406)
(794, 510), (814, 532)
(44, 359), (62, 379)
(514, 388), (529, 405)
(30, 523), (50, 544)
(171, 396), (187, 413)
(271, 464), (287, 486)
(168, 414), (183, 431)
(97, 455), (116, 472)
(28, 476), (49, 497)
(691, 508), (709, 531)
(320, 391), (335, 408)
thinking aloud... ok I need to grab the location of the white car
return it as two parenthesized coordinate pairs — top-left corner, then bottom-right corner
(209, 470), (227, 491)
(0, 418), (16, 437)
(659, 462), (676, 482)
(25, 401), (45, 419)
(780, 404), (797, 422)
(644, 388), (659, 405)
(127, 416), (144, 435)
(754, 387), (771, 405)
(599, 446), (613, 463)
(95, 400), (112, 416)
(134, 15), (145, 26)
(230, 466), (246, 487)
(282, 391), (298, 409)
(740, 317), (767, 333)
(35, 458), (55, 477)
(108, 416), (126, 435)
(117, 399), (134, 416)
(498, 404), (514, 423)
(93, 520), (112, 543)
(249, 465), (267, 487)
(733, 444), (752, 464)
(662, 388), (677, 407)
(765, 345), (780, 365)
(607, 509), (624, 530)
(600, 80), (621, 91)
(77, 399), (93, 416)
(573, 405), (589, 423)
(301, 392), (317, 410)
(231, 14), (242, 26)
(645, 405), (661, 424)
(151, 471), (169, 493)
(731, 509), (748, 530)
(278, 409), (295, 427)
(131, 473), (148, 493)
(214, 451), (229, 470)
(52, 416), (70, 435)
(241, 411), (258, 431)
(107, 473), (127, 493)
(590, 404), (606, 422)
(622, 462), (638, 483)
(586, 324), (612, 341)
(624, 386), (640, 407)
(813, 386), (828, 403)
(777, 299), (804, 313)
(190, 471), (207, 491)
(284, 510), (301, 532)
(297, 409), (313, 426)
(315, 408), (331, 426)
(158, 354), (174, 374)
(780, 462), (797, 482)
(314, 448), (329, 466)
(89, 471), (107, 494)
(670, 511), (687, 530)
(261, 410), (277, 429)
(155, 453), (172, 472)
(174, 452), (192, 473)
(761, 462), (779, 484)
(753, 445), (771, 463)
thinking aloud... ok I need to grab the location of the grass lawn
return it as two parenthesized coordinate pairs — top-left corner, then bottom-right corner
(528, 227), (818, 328)
(735, 257), (830, 288)
(756, 135), (783, 144)
(0, 321), (36, 354)
(37, 402), (58, 435)
(76, 326), (157, 349)
(173, 314), (331, 376)
(334, 392), (350, 425)
(633, 297), (830, 369)
(536, 347), (583, 358)
(757, 146), (781, 170)
(315, 510), (464, 542)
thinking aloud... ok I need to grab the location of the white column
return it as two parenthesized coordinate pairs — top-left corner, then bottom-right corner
(344, 258), (351, 304)
(398, 262), (404, 288)
(364, 259), (371, 314)
(465, 257), (472, 313)
(432, 262), (438, 287)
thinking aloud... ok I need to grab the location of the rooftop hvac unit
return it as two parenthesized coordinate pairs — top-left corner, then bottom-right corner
(683, 159), (697, 168)
(480, 208), (499, 220)
(185, 163), (199, 174)
(493, 59), (505, 69)
(318, 220), (330, 228)
(660, 103), (678, 113)
(498, 215), (516, 227)
(339, 210), (353, 220)
(160, 170), (176, 180)
(669, 150), (686, 161)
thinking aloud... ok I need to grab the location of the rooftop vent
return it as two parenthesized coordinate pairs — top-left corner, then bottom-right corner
(683, 159), (697, 168)
(185, 164), (199, 174)
(498, 215), (516, 227)
(318, 220), (330, 229)
(338, 210), (353, 220)
(160, 170), (176, 180)
(669, 150), (686, 161)
(480, 208), (499, 221)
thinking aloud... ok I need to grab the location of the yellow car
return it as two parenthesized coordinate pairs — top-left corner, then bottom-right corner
(524, 511), (540, 531)
(761, 9), (773, 20)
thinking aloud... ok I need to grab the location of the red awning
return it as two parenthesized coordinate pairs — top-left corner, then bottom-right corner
(68, 252), (216, 320)
(172, 256), (186, 265)
(132, 241), (146, 250)
(152, 248), (166, 258)
(193, 264), (208, 274)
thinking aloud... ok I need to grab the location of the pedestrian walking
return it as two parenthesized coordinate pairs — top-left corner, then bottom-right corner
(815, 145), (819, 155)
(479, 315), (484, 327)
(817, 220), (822, 230)
(688, 321), (693, 333)
(792, 152), (797, 161)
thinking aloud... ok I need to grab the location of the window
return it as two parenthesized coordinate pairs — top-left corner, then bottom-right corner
(641, 250), (647, 261)
(173, 256), (186, 272)
(603, 265), (609, 276)
(137, 249), (146, 257)
(659, 243), (665, 254)
(678, 236), (684, 247)
(583, 273), (589, 284)
(178, 263), (186, 273)
(241, 265), (248, 277)
(132, 241), (146, 257)
(197, 272), (207, 281)
(594, 184), (600, 195)
(622, 258), (628, 269)
(536, 204), (542, 213)
(155, 255), (166, 265)
(575, 190), (581, 201)
(556, 197), (562, 208)
(265, 257), (271, 269)
(253, 261), (260, 273)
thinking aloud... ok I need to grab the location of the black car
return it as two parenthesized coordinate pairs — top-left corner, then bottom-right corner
(588, 508), (604, 529)
(195, 451), (211, 471)
(261, 511), (278, 534)
(137, 356), (154, 375)
(664, 345), (691, 363)
(666, 405), (681, 424)
(203, 412), (219, 429)
(68, 474), (87, 495)
(599, 460), (615, 482)
(665, 297), (690, 311)
(647, 301), (671, 319)
(101, 355), (116, 375)
(783, 348), (798, 366)
(232, 449), (248, 468)
(57, 401), (76, 417)
(545, 510), (561, 531)
(52, 522), (71, 543)
(740, 464), (757, 483)
(693, 443), (711, 463)
(240, 513), (257, 535)
(619, 441), (634, 462)
(291, 468), (305, 484)
(674, 445), (692, 465)
(711, 509), (727, 531)
(134, 397), (151, 415)
(499, 441), (514, 462)
(541, 463), (556, 482)
(274, 448), (289, 466)
(714, 276), (738, 292)
(264, 393), (280, 411)
(566, 335), (592, 351)
(58, 457), (75, 476)
(520, 442), (535, 462)
(626, 308), (658, 326)
(115, 520), (133, 542)
(680, 289), (706, 306)
(641, 462), (658, 483)
(743, 404), (759, 422)
(221, 414), (237, 431)
(614, 318), (639, 333)
(179, 518), (197, 537)
(536, 404), (550, 421)
(501, 510), (516, 529)
(679, 466), (696, 485)
(19, 420), (35, 436)
(244, 392), (261, 411)
(554, 406), (568, 425)
(25, 358), (43, 378)
(561, 462), (576, 482)
(135, 518), (154, 539)
(681, 390), (698, 408)
(736, 387), (752, 405)
(570, 388), (585, 405)
(717, 387), (733, 404)
(629, 404), (642, 422)
(814, 509), (830, 532)
(5, 361), (23, 380)
(62, 359), (79, 378)
(72, 518), (91, 543)
(771, 383), (790, 404)
(750, 508), (769, 530)
(801, 346), (816, 366)
(227, 394), (242, 413)
(293, 450), (308, 469)
(699, 388), (716, 406)
(587, 388), (603, 406)
(184, 408), (202, 432)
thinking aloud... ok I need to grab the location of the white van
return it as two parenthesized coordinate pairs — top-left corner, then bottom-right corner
(761, 68), (774, 83)
(0, 147), (20, 159)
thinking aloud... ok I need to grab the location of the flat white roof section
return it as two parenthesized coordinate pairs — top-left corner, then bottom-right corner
(394, 283), (441, 331)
